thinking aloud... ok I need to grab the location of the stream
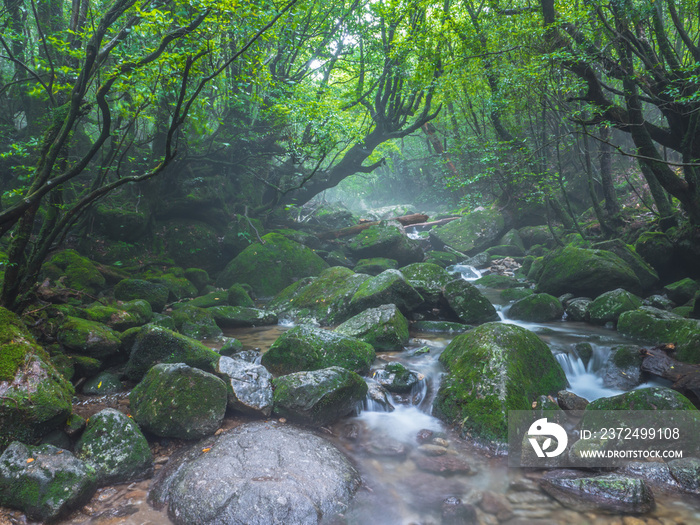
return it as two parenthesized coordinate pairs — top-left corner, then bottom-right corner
(52, 276), (700, 525)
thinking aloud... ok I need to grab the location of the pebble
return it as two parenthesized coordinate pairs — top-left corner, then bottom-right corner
(154, 455), (169, 465)
(432, 437), (449, 448)
(418, 444), (447, 456)
(416, 429), (434, 443)
(622, 519), (648, 525)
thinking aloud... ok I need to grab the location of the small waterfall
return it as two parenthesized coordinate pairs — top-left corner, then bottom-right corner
(447, 264), (482, 281)
(555, 345), (623, 401)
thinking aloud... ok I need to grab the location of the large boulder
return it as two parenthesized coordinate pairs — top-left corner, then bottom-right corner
(216, 356), (273, 417)
(429, 209), (506, 255)
(443, 279), (499, 324)
(272, 367), (368, 426)
(348, 269), (424, 316)
(400, 262), (451, 306)
(123, 324), (221, 381)
(536, 246), (642, 297)
(207, 306), (278, 328)
(42, 249), (105, 295)
(261, 326), (375, 376)
(114, 278), (169, 312)
(591, 239), (659, 291)
(634, 231), (675, 279)
(0, 308), (74, 449)
(147, 272), (198, 302)
(268, 267), (370, 325)
(353, 257), (398, 276)
(171, 305), (223, 340)
(434, 322), (567, 441)
(588, 288), (642, 325)
(0, 442), (98, 522)
(130, 363), (227, 440)
(663, 278), (700, 305)
(617, 307), (700, 363)
(585, 386), (697, 411)
(149, 421), (361, 525)
(57, 317), (122, 359)
(345, 223), (423, 266)
(216, 232), (329, 297)
(540, 472), (655, 514)
(601, 345), (644, 390)
(84, 300), (153, 331)
(507, 293), (564, 322)
(373, 362), (421, 393)
(74, 408), (153, 486)
(160, 219), (224, 273)
(334, 304), (409, 352)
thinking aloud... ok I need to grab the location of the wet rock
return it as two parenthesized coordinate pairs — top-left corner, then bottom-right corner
(346, 223), (424, 266)
(644, 294), (675, 311)
(601, 345), (643, 390)
(584, 386), (696, 412)
(82, 371), (123, 395)
(149, 421), (360, 525)
(411, 450), (474, 475)
(443, 279), (499, 324)
(400, 262), (452, 306)
(540, 472), (655, 514)
(171, 305), (223, 340)
(479, 491), (513, 521)
(430, 209), (506, 255)
(268, 267), (370, 325)
(334, 304), (409, 352)
(365, 436), (408, 457)
(434, 323), (567, 441)
(218, 336), (243, 356)
(557, 390), (589, 411)
(574, 342), (594, 366)
(442, 497), (477, 525)
(114, 278), (169, 312)
(619, 461), (679, 491)
(474, 274), (520, 288)
(123, 324), (220, 381)
(589, 288), (642, 325)
(228, 349), (261, 363)
(663, 278), (700, 305)
(42, 249), (106, 295)
(216, 232), (329, 297)
(348, 269), (424, 317)
(58, 317), (121, 359)
(668, 457), (700, 493)
(84, 300), (153, 331)
(412, 320), (470, 333)
(617, 307), (700, 363)
(418, 444), (447, 456)
(172, 291), (228, 310)
(272, 366), (368, 426)
(0, 442), (98, 522)
(216, 356), (273, 416)
(416, 429), (434, 443)
(130, 363), (227, 440)
(353, 257), (398, 276)
(0, 308), (74, 449)
(207, 306), (278, 328)
(261, 325), (375, 375)
(226, 283), (254, 307)
(501, 287), (535, 302)
(536, 246), (642, 297)
(365, 380), (394, 412)
(373, 362), (420, 393)
(591, 239), (660, 291)
(75, 408), (153, 486)
(508, 293), (564, 322)
(184, 268), (210, 292)
(565, 298), (592, 322)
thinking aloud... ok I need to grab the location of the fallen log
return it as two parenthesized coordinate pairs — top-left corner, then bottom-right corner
(318, 213), (429, 240)
(404, 216), (460, 229)
(641, 344), (700, 396)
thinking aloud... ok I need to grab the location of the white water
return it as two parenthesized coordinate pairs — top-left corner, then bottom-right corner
(446, 263), (482, 281)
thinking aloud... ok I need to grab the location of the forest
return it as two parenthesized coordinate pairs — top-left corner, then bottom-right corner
(1, 0), (700, 523)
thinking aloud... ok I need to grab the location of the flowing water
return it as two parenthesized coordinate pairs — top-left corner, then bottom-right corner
(48, 275), (700, 525)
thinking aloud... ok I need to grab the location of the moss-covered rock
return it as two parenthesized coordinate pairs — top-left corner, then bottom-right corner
(325, 250), (355, 268)
(148, 272), (198, 302)
(227, 284), (254, 307)
(486, 244), (525, 257)
(474, 274), (520, 289)
(345, 223), (423, 266)
(114, 279), (169, 312)
(82, 371), (123, 395)
(400, 262), (451, 307)
(501, 287), (534, 302)
(84, 300), (152, 331)
(268, 267), (370, 325)
(565, 298), (592, 322)
(518, 226), (554, 249)
(601, 345), (643, 390)
(261, 326), (375, 376)
(160, 219), (223, 273)
(309, 202), (357, 229)
(272, 366), (368, 426)
(75, 408), (153, 485)
(207, 306), (277, 328)
(584, 386), (697, 411)
(219, 337), (244, 356)
(57, 317), (121, 359)
(429, 209), (506, 255)
(443, 279), (499, 324)
(591, 239), (659, 291)
(348, 269), (424, 316)
(412, 320), (471, 333)
(499, 229), (525, 252)
(93, 204), (149, 242)
(0, 308), (74, 450)
(172, 291), (228, 310)
(373, 362), (420, 393)
(123, 324), (221, 381)
(508, 293), (564, 322)
(663, 278), (700, 305)
(220, 214), (265, 261)
(353, 257), (398, 276)
(130, 363), (227, 440)
(433, 322), (567, 441)
(588, 288), (642, 325)
(424, 250), (461, 268)
(536, 246), (642, 297)
(617, 307), (700, 363)
(150, 312), (176, 330)
(184, 268), (210, 292)
(42, 249), (106, 295)
(634, 231), (674, 278)
(72, 355), (102, 378)
(0, 442), (97, 522)
(171, 305), (223, 340)
(217, 232), (329, 297)
(334, 304), (409, 352)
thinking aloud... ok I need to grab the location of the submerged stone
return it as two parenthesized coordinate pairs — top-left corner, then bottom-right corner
(334, 304), (409, 352)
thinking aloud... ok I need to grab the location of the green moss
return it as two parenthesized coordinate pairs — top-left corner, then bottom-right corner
(474, 274), (520, 289)
(148, 272), (198, 302)
(588, 288), (642, 325)
(349, 269), (424, 316)
(664, 278), (700, 305)
(334, 304), (409, 351)
(508, 293), (564, 322)
(172, 292), (229, 310)
(184, 268), (210, 291)
(57, 317), (121, 358)
(114, 279), (169, 312)
(42, 249), (105, 295)
(443, 279), (499, 324)
(424, 250), (460, 268)
(430, 209), (505, 254)
(400, 262), (451, 306)
(217, 233), (329, 297)
(501, 287), (534, 302)
(585, 387), (697, 411)
(346, 223), (423, 266)
(353, 257), (398, 276)
(227, 284), (254, 307)
(171, 305), (223, 340)
(160, 220), (223, 273)
(611, 345), (642, 368)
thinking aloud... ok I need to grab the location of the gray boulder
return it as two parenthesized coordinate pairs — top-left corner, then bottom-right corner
(443, 279), (499, 324)
(348, 269), (424, 316)
(601, 345), (643, 390)
(216, 356), (273, 416)
(334, 304), (409, 352)
(149, 421), (361, 525)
